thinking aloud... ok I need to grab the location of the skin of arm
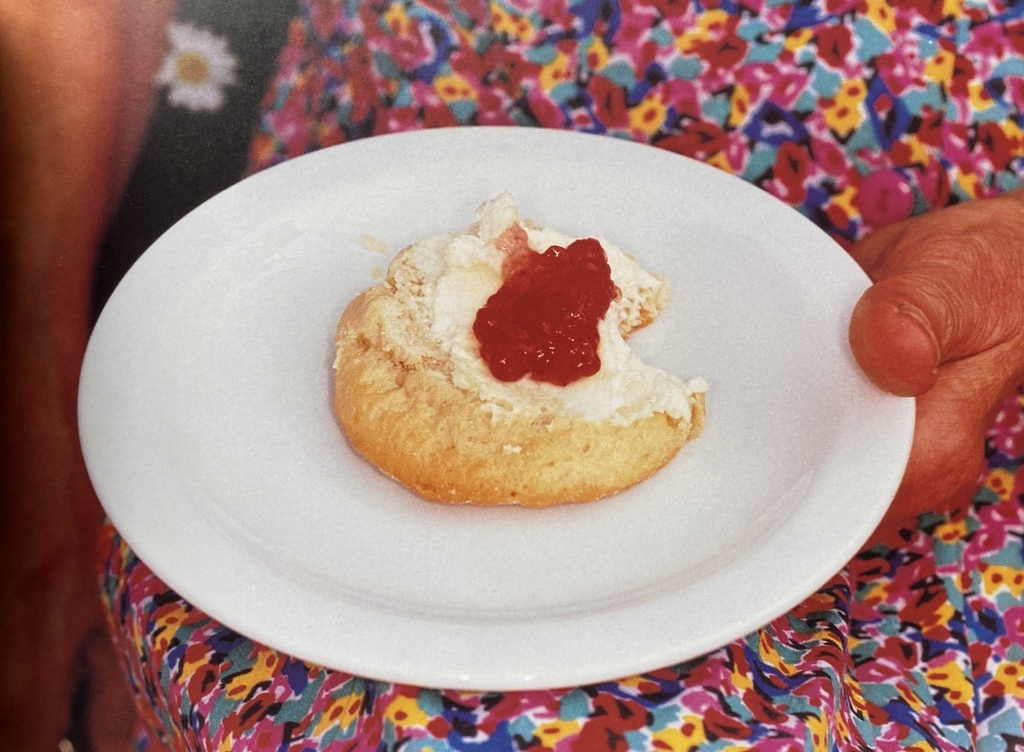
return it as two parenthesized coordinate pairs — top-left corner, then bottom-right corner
(0, 2), (174, 749)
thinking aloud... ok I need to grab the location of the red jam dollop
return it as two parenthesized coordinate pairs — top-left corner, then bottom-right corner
(473, 235), (618, 386)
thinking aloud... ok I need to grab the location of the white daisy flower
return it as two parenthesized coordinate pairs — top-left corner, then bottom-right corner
(156, 22), (238, 112)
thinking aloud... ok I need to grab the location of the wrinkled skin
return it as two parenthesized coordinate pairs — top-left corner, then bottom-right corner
(848, 189), (1024, 548)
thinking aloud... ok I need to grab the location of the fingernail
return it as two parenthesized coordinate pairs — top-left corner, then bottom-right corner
(896, 302), (940, 370)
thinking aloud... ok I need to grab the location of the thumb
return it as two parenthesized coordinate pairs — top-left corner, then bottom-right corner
(847, 192), (1024, 397)
(848, 282), (940, 396)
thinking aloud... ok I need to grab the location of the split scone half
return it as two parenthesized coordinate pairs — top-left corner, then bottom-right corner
(333, 193), (706, 507)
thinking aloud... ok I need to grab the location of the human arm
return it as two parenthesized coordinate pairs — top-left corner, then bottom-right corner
(0, 1), (174, 749)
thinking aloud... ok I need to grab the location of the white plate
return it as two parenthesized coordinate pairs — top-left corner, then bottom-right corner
(80, 127), (914, 690)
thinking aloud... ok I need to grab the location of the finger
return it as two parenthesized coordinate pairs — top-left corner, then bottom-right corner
(847, 194), (1024, 396)
(862, 338), (1020, 549)
(848, 287), (939, 396)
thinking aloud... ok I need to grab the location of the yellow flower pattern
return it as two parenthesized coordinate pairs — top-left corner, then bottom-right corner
(107, 0), (1024, 746)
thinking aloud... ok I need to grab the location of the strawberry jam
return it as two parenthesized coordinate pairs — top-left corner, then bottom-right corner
(473, 236), (618, 386)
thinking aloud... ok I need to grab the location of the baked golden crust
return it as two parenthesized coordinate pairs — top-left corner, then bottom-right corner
(333, 286), (706, 507)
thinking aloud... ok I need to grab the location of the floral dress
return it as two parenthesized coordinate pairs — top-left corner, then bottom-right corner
(102, 1), (1024, 750)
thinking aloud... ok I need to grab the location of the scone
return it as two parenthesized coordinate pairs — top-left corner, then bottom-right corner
(333, 193), (706, 507)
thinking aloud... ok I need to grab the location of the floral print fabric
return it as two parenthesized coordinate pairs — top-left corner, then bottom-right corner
(248, 0), (1024, 246)
(102, 1), (1024, 750)
(103, 388), (1024, 751)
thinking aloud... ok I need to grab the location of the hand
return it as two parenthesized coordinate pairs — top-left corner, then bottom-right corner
(847, 188), (1024, 548)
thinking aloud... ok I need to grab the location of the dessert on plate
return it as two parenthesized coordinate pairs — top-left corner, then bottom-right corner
(332, 193), (706, 506)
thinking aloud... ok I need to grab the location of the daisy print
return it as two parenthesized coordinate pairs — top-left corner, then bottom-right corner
(156, 22), (237, 112)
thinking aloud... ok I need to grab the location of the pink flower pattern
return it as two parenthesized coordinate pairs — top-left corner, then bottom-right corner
(105, 3), (1024, 750)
